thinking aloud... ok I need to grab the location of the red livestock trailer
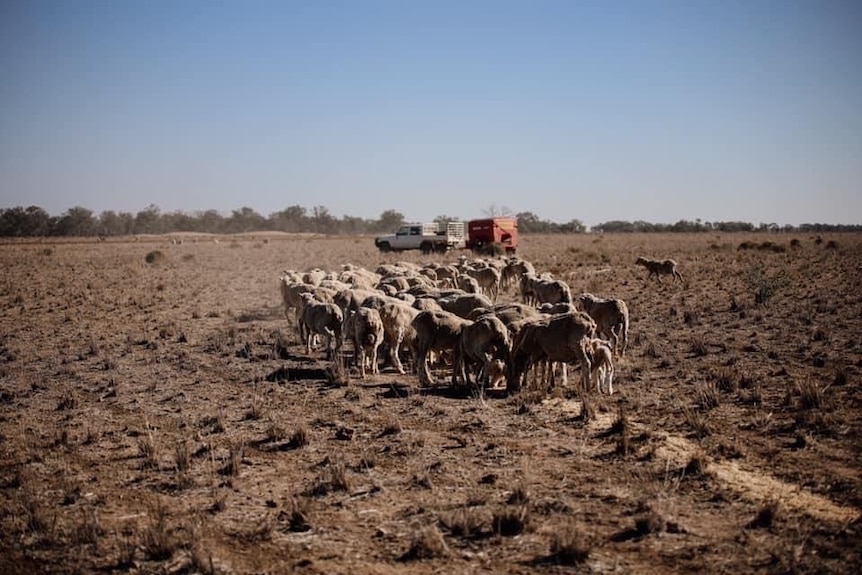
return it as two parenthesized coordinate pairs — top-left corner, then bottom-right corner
(466, 217), (519, 254)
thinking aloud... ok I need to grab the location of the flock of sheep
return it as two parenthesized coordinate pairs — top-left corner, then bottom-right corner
(279, 254), (683, 396)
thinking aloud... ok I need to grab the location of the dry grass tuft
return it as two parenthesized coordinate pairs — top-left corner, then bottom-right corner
(548, 521), (591, 565)
(141, 497), (181, 560)
(682, 405), (711, 437)
(492, 506), (529, 537)
(308, 456), (351, 496)
(441, 507), (487, 539)
(695, 381), (720, 410)
(281, 497), (312, 532)
(400, 525), (450, 561)
(747, 500), (779, 529)
(796, 378), (827, 411)
(289, 424), (310, 448)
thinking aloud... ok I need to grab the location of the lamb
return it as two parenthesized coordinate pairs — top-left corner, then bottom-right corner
(586, 338), (615, 394)
(378, 301), (421, 375)
(344, 307), (385, 378)
(508, 311), (596, 394)
(298, 293), (343, 359)
(411, 310), (473, 386)
(575, 293), (629, 357)
(635, 257), (684, 284)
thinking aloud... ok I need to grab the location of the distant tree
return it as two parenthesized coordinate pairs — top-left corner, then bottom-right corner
(54, 206), (96, 236)
(226, 206), (267, 233)
(269, 205), (308, 233)
(97, 210), (129, 236)
(377, 209), (405, 232)
(133, 204), (163, 234)
(340, 216), (369, 234)
(160, 210), (197, 233)
(516, 212), (542, 233)
(0, 206), (54, 236)
(433, 215), (460, 225)
(483, 204), (513, 217)
(561, 219), (586, 233)
(311, 205), (337, 234)
(194, 209), (224, 233)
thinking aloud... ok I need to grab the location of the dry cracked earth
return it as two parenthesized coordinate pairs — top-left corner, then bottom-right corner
(0, 232), (860, 574)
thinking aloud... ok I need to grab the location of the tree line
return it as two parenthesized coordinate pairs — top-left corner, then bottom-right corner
(0, 204), (858, 237)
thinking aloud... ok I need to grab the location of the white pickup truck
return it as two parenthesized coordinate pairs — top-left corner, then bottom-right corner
(374, 222), (467, 254)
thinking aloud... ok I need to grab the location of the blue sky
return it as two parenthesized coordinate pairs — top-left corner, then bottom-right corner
(1, 0), (860, 226)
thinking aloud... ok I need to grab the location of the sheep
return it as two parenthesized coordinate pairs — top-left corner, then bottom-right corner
(378, 301), (421, 375)
(457, 274), (481, 294)
(436, 293), (493, 319)
(465, 266), (502, 301)
(520, 272), (572, 306)
(298, 293), (343, 359)
(508, 311), (596, 394)
(537, 302), (577, 315)
(575, 293), (630, 357)
(457, 314), (511, 388)
(411, 310), (472, 386)
(279, 278), (315, 322)
(586, 338), (615, 394)
(469, 302), (538, 331)
(635, 257), (684, 284)
(500, 258), (535, 292)
(345, 307), (385, 378)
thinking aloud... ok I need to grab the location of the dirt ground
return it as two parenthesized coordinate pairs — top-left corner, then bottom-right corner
(0, 232), (860, 574)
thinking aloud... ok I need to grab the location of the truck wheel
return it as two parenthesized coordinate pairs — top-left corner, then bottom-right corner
(433, 243), (448, 254)
(378, 242), (391, 253)
(420, 241), (433, 255)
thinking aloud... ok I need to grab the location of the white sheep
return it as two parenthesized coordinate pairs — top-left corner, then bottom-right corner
(575, 293), (629, 357)
(635, 257), (684, 284)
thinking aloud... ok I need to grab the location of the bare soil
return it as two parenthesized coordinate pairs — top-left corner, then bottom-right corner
(1, 233), (860, 574)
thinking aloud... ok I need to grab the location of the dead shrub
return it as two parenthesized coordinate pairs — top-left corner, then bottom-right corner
(144, 250), (165, 264)
(745, 265), (789, 306)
